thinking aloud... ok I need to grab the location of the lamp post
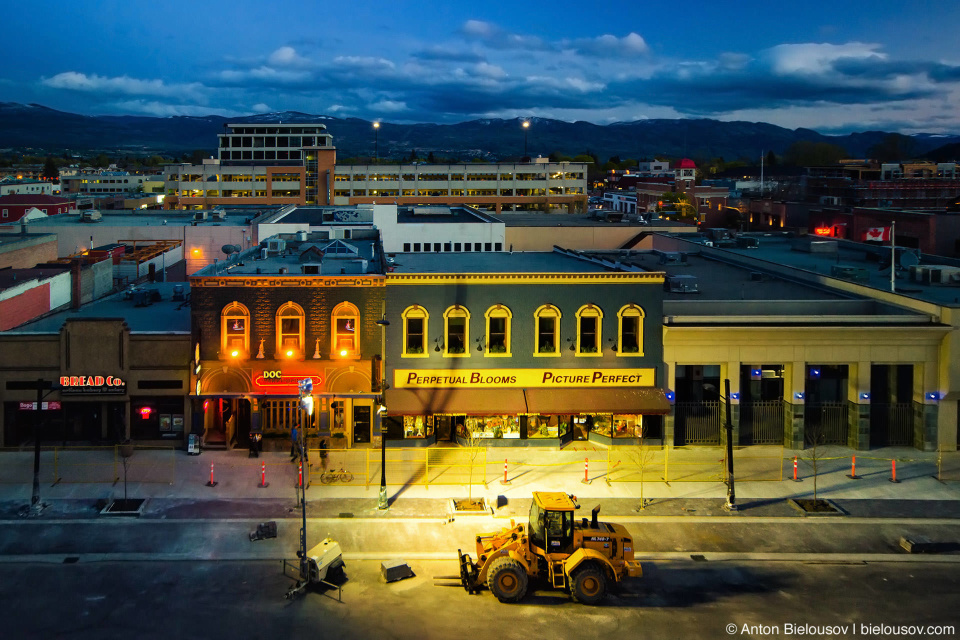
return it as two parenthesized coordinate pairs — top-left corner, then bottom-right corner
(296, 378), (314, 580)
(723, 379), (737, 511)
(373, 121), (380, 164)
(376, 314), (390, 510)
(522, 120), (530, 158)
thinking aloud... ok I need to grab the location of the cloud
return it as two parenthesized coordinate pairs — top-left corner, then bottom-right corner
(267, 46), (310, 67)
(765, 42), (886, 75)
(41, 71), (207, 102)
(109, 100), (234, 117)
(369, 99), (407, 113)
(567, 33), (649, 56)
(251, 103), (272, 112)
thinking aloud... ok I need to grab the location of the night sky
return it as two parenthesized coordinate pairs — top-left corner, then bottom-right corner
(3, 0), (960, 133)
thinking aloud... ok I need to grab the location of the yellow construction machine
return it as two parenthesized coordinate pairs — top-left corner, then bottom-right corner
(455, 492), (642, 604)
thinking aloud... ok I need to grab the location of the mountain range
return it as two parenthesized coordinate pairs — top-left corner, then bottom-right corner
(2, 102), (960, 163)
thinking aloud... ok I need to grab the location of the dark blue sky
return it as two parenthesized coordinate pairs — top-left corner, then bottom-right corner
(4, 0), (960, 133)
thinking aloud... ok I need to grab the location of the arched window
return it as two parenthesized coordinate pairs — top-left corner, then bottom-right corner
(221, 302), (250, 358)
(331, 302), (359, 358)
(575, 304), (603, 356)
(617, 304), (644, 356)
(533, 304), (561, 356)
(484, 304), (512, 356)
(442, 305), (470, 357)
(275, 301), (305, 359)
(402, 305), (429, 357)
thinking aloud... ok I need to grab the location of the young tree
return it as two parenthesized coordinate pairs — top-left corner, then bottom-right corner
(41, 157), (59, 181)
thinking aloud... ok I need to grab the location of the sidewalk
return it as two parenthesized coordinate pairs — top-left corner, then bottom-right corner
(0, 444), (958, 521)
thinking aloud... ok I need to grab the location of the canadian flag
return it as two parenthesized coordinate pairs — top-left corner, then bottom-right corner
(863, 226), (891, 242)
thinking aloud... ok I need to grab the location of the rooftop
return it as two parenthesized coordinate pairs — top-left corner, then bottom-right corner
(0, 208), (266, 229)
(11, 282), (192, 334)
(387, 249), (614, 274)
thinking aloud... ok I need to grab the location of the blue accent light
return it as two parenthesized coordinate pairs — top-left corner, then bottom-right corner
(860, 392), (870, 400)
(751, 368), (762, 377)
(794, 392), (805, 400)
(926, 392), (940, 401)
(809, 368), (821, 379)
(665, 390), (675, 403)
(730, 392), (740, 400)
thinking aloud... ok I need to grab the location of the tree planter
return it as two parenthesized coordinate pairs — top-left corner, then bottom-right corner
(787, 498), (843, 516)
(450, 498), (490, 515)
(101, 498), (146, 517)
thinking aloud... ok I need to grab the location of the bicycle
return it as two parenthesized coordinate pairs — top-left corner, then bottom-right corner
(320, 464), (354, 485)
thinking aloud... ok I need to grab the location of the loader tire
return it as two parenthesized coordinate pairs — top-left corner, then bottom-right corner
(487, 557), (528, 603)
(571, 564), (607, 604)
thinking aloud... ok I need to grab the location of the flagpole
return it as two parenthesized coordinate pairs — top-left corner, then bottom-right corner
(890, 221), (896, 292)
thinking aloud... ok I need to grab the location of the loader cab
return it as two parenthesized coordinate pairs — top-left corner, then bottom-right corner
(529, 492), (575, 555)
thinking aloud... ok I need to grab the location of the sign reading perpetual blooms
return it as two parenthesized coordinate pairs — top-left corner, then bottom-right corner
(394, 368), (655, 389)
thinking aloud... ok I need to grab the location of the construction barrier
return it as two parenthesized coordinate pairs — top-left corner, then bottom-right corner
(53, 446), (118, 484)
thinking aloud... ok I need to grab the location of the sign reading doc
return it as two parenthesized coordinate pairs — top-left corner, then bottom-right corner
(59, 376), (127, 395)
(394, 368), (655, 389)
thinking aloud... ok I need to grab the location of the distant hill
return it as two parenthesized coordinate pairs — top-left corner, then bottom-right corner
(923, 142), (960, 163)
(2, 102), (959, 163)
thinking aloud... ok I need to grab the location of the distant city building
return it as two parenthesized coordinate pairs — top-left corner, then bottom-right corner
(163, 122), (587, 213)
(0, 194), (75, 223)
(0, 179), (53, 198)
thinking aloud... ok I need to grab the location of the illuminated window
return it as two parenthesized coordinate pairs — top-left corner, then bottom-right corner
(402, 305), (429, 357)
(484, 304), (512, 356)
(331, 302), (359, 357)
(617, 305), (644, 356)
(221, 302), (250, 358)
(276, 301), (305, 358)
(576, 304), (603, 356)
(534, 304), (561, 356)
(443, 306), (470, 357)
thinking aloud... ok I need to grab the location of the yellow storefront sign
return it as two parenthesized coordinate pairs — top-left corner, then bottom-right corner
(394, 368), (655, 389)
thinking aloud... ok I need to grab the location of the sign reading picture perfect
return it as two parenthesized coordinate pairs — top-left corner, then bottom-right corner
(59, 375), (127, 395)
(394, 368), (655, 389)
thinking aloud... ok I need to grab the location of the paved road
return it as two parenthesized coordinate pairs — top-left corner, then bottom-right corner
(2, 559), (958, 640)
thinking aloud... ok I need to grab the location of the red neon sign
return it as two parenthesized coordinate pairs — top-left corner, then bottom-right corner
(140, 407), (153, 419)
(814, 227), (833, 236)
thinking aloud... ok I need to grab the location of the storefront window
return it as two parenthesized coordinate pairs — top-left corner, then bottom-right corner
(617, 305), (644, 355)
(461, 415), (519, 439)
(613, 414), (643, 438)
(591, 414), (613, 437)
(534, 305), (561, 356)
(576, 304), (603, 355)
(527, 415), (565, 439)
(403, 415), (435, 438)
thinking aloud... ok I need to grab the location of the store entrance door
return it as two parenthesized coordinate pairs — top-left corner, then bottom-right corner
(353, 404), (371, 444)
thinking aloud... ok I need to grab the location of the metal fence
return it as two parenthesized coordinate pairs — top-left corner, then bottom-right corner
(305, 447), (488, 488)
(804, 402), (848, 445)
(740, 400), (784, 445)
(51, 446), (176, 485)
(674, 401), (721, 446)
(870, 403), (914, 447)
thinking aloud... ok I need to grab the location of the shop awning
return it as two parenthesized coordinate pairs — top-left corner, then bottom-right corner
(384, 388), (528, 415)
(524, 387), (671, 415)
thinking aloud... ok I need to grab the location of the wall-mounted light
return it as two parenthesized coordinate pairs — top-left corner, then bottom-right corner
(751, 368), (762, 378)
(665, 390), (675, 403)
(809, 367), (821, 379)
(203, 400), (210, 411)
(434, 337), (444, 353)
(231, 350), (239, 358)
(340, 349), (348, 357)
(860, 392), (871, 400)
(926, 392), (941, 401)
(286, 350), (294, 358)
(730, 392), (740, 400)
(794, 392), (805, 400)
(475, 336), (486, 352)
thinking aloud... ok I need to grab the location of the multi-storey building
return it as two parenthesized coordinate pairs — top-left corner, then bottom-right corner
(162, 121), (587, 213)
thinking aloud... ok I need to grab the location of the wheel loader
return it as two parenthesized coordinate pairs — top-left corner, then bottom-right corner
(455, 492), (642, 604)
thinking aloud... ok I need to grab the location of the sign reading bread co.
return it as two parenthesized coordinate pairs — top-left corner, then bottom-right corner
(59, 376), (127, 395)
(394, 368), (655, 389)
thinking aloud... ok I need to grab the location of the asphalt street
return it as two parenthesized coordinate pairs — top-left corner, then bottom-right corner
(1, 559), (957, 640)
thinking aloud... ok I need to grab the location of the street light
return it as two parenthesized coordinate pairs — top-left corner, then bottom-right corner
(373, 121), (380, 164)
(296, 378), (314, 581)
(522, 120), (530, 158)
(376, 314), (390, 510)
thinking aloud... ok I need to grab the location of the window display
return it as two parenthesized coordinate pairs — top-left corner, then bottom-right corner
(527, 415), (562, 438)
(613, 414), (643, 438)
(461, 415), (519, 439)
(403, 415), (434, 438)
